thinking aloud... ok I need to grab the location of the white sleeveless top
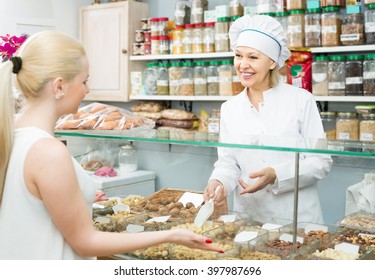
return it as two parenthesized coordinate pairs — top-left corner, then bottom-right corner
(0, 127), (96, 259)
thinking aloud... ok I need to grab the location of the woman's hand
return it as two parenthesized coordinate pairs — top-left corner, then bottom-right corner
(203, 179), (226, 204)
(168, 229), (224, 253)
(238, 167), (276, 195)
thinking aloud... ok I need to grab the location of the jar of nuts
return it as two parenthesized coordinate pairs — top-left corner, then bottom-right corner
(363, 54), (375, 96)
(340, 13), (365, 46)
(360, 113), (375, 142)
(365, 4), (375, 44)
(345, 55), (364, 96)
(320, 111), (337, 140)
(287, 9), (305, 48)
(305, 8), (322, 47)
(336, 112), (359, 141)
(328, 55), (346, 96)
(321, 6), (342, 47)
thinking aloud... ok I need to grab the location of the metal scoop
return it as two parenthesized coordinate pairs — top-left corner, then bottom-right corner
(112, 197), (130, 214)
(194, 186), (221, 227)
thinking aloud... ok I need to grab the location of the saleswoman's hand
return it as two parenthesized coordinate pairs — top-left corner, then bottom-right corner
(238, 167), (276, 195)
(203, 179), (226, 204)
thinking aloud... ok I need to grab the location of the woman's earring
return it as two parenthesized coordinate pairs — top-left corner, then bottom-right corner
(55, 92), (65, 100)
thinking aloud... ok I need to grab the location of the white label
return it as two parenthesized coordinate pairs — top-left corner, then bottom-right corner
(169, 80), (180, 86)
(207, 76), (219, 83)
(94, 216), (110, 223)
(192, 8), (203, 14)
(288, 25), (302, 33)
(219, 76), (232, 83)
(262, 223), (283, 231)
(304, 223), (328, 234)
(305, 25), (321, 33)
(157, 80), (168, 86)
(329, 82), (345, 90)
(126, 224), (144, 233)
(181, 78), (193, 85)
(292, 77), (302, 88)
(234, 231), (258, 243)
(178, 192), (204, 208)
(363, 72), (375, 79)
(313, 73), (327, 83)
(346, 77), (363, 85)
(322, 25), (337, 34)
(146, 216), (171, 223)
(279, 233), (304, 244)
(208, 123), (220, 133)
(360, 132), (374, 141)
(194, 78), (207, 85)
(340, 34), (360, 42)
(338, 132), (351, 140)
(359, 233), (375, 238)
(365, 22), (375, 33)
(175, 10), (186, 17)
(334, 242), (360, 255)
(215, 33), (229, 40)
(217, 214), (237, 223)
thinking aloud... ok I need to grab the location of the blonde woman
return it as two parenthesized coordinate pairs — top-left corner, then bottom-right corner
(0, 31), (221, 259)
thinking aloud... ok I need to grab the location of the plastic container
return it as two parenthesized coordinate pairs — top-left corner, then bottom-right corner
(365, 4), (375, 44)
(172, 25), (184, 54)
(321, 6), (342, 47)
(230, 0), (244, 17)
(345, 55), (363, 96)
(182, 24), (194, 54)
(360, 113), (375, 142)
(174, 0), (191, 26)
(215, 17), (230, 52)
(340, 13), (365, 46)
(336, 112), (359, 141)
(320, 111), (337, 140)
(169, 62), (182, 96)
(363, 54), (375, 96)
(191, 0), (208, 24)
(328, 55), (346, 96)
(287, 9), (305, 48)
(192, 23), (204, 53)
(193, 61), (207, 96)
(203, 22), (215, 53)
(150, 36), (160, 55)
(286, 0), (306, 11)
(275, 11), (289, 40)
(158, 17), (169, 37)
(218, 60), (233, 96)
(208, 109), (221, 142)
(305, 8), (322, 47)
(142, 62), (159, 95)
(159, 35), (170, 54)
(149, 17), (159, 36)
(118, 144), (138, 173)
(207, 60), (220, 96)
(312, 55), (329, 96)
(157, 62), (169, 95)
(180, 61), (194, 96)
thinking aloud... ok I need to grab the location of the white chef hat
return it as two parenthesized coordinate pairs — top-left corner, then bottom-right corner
(229, 15), (291, 68)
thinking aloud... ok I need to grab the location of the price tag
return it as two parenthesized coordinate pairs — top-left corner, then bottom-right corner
(234, 231), (258, 243)
(178, 192), (204, 208)
(334, 242), (359, 255)
(217, 215), (236, 223)
(359, 233), (375, 238)
(126, 224), (144, 233)
(279, 233), (304, 244)
(146, 216), (171, 223)
(304, 223), (328, 234)
(262, 223), (283, 231)
(94, 216), (110, 223)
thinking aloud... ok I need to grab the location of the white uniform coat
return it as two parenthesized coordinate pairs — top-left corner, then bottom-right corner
(210, 82), (332, 223)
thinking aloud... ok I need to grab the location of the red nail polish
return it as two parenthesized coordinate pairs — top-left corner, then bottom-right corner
(205, 239), (212, 244)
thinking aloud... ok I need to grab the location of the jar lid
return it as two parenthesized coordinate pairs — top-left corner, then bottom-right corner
(149, 17), (159, 22)
(159, 36), (170, 40)
(338, 112), (357, 118)
(329, 55), (346, 61)
(231, 16), (241, 21)
(368, 3), (375, 9)
(175, 25), (185, 29)
(314, 55), (329, 61)
(158, 17), (169, 21)
(361, 113), (375, 119)
(195, 23), (205, 28)
(170, 61), (182, 67)
(217, 17), (231, 22)
(146, 62), (158, 67)
(205, 22), (215, 27)
(221, 59), (234, 65)
(365, 54), (375, 60)
(323, 6), (341, 12)
(346, 54), (364, 61)
(208, 60), (221, 66)
(185, 24), (194, 29)
(150, 36), (160, 40)
(275, 11), (289, 17)
(355, 105), (375, 114)
(182, 61), (194, 67)
(158, 62), (169, 67)
(320, 111), (337, 117)
(120, 143), (135, 149)
(307, 8), (322, 13)
(289, 9), (305, 15)
(259, 12), (276, 17)
(195, 61), (207, 66)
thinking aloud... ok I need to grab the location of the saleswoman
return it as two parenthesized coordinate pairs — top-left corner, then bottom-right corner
(204, 15), (332, 224)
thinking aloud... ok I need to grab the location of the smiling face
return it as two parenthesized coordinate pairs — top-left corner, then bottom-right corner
(234, 46), (277, 92)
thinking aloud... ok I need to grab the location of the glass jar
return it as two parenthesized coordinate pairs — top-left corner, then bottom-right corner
(157, 62), (169, 95)
(328, 55), (346, 96)
(158, 17), (169, 37)
(320, 111), (337, 140)
(305, 8), (322, 47)
(219, 60), (233, 96)
(340, 13), (365, 46)
(363, 54), (375, 96)
(208, 109), (221, 142)
(230, 0), (244, 17)
(150, 36), (160, 55)
(191, 0), (208, 24)
(203, 22), (215, 53)
(175, 0), (191, 26)
(172, 25), (184, 54)
(192, 23), (204, 53)
(215, 17), (230, 52)
(360, 113), (375, 142)
(169, 61), (182, 96)
(312, 55), (329, 96)
(321, 6), (342, 47)
(150, 17), (159, 36)
(345, 55), (363, 96)
(336, 112), (359, 141)
(275, 11), (289, 40)
(142, 62), (159, 95)
(180, 61), (194, 96)
(287, 9), (305, 48)
(182, 23), (194, 54)
(193, 61), (207, 96)
(207, 60), (220, 96)
(141, 18), (150, 31)
(365, 4), (375, 44)
(232, 64), (244, 95)
(159, 35), (170, 54)
(287, 0), (306, 10)
(321, 0), (346, 7)
(118, 143), (138, 173)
